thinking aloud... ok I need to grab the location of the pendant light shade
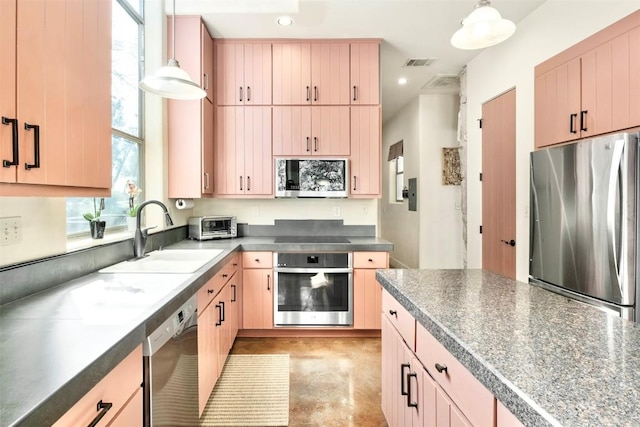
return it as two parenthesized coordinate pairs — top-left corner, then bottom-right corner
(451, 0), (516, 50)
(139, 0), (206, 100)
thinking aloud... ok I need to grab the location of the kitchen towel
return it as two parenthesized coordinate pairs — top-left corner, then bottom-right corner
(175, 198), (195, 209)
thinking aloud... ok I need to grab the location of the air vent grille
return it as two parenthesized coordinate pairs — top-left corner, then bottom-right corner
(403, 58), (437, 67)
(422, 74), (460, 89)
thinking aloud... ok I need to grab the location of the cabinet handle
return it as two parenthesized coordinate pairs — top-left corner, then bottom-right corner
(204, 172), (210, 189)
(407, 372), (418, 408)
(306, 137), (310, 152)
(215, 304), (222, 326)
(222, 273), (228, 278)
(247, 86), (251, 102)
(267, 274), (271, 291)
(254, 258), (260, 263)
(24, 123), (40, 170)
(353, 176), (357, 191)
(220, 301), (225, 322)
(239, 86), (243, 102)
(247, 176), (251, 191)
(389, 309), (397, 317)
(353, 85), (357, 102)
(368, 258), (373, 262)
(231, 284), (237, 302)
(314, 86), (318, 102)
(87, 400), (113, 427)
(207, 289), (214, 294)
(2, 117), (19, 167)
(306, 86), (310, 102)
(400, 363), (410, 396)
(313, 137), (318, 152)
(435, 363), (448, 374)
(580, 110), (588, 132)
(569, 113), (577, 134)
(204, 73), (209, 90)
(239, 176), (243, 191)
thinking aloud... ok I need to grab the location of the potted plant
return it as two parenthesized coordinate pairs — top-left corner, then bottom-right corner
(125, 180), (142, 232)
(83, 197), (106, 239)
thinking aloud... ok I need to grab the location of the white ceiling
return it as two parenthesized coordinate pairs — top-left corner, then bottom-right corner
(172, 0), (547, 122)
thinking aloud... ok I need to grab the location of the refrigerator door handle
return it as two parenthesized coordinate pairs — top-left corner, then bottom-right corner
(606, 140), (625, 288)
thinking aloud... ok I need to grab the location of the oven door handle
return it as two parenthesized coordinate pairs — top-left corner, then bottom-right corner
(273, 268), (353, 274)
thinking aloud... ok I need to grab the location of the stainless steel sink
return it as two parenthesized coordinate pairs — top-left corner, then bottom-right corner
(99, 249), (224, 274)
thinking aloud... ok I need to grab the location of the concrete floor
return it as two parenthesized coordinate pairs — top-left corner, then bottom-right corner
(230, 337), (388, 427)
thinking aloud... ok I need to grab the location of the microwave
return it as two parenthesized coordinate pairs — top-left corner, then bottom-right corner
(275, 158), (349, 198)
(188, 216), (237, 240)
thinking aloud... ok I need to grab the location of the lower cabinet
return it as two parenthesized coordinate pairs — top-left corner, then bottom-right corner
(242, 252), (273, 329)
(381, 289), (497, 427)
(353, 251), (388, 329)
(53, 345), (142, 427)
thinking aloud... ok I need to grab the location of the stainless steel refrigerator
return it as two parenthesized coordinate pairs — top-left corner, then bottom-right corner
(529, 132), (639, 322)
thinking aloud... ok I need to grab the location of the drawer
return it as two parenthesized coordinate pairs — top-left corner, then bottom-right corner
(53, 345), (142, 427)
(381, 289), (415, 350)
(198, 255), (240, 314)
(353, 251), (388, 269)
(242, 252), (273, 269)
(416, 322), (495, 427)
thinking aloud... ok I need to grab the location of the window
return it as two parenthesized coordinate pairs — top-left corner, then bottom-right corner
(395, 156), (404, 202)
(66, 0), (145, 236)
(388, 140), (404, 203)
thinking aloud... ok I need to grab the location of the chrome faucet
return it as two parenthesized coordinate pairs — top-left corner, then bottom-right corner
(133, 200), (174, 259)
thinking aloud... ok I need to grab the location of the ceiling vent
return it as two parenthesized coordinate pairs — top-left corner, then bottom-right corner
(422, 74), (460, 89)
(403, 58), (438, 67)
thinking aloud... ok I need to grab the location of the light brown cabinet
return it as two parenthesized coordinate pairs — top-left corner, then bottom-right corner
(242, 252), (273, 329)
(350, 106), (381, 197)
(167, 16), (214, 198)
(214, 106), (272, 197)
(215, 41), (272, 106)
(53, 345), (142, 427)
(1, 0), (111, 196)
(353, 251), (387, 329)
(535, 11), (640, 148)
(350, 41), (380, 105)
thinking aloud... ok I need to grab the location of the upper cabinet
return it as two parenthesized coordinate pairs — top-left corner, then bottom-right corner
(350, 42), (380, 105)
(167, 16), (214, 198)
(272, 42), (350, 105)
(215, 41), (272, 106)
(350, 106), (381, 197)
(535, 10), (640, 148)
(1, 0), (111, 196)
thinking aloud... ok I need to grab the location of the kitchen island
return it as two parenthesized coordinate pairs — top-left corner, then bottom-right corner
(376, 269), (640, 427)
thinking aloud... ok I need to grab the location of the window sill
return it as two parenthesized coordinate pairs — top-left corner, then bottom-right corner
(66, 230), (134, 253)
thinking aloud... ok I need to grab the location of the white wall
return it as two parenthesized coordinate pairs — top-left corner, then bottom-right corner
(381, 93), (462, 269)
(465, 1), (639, 282)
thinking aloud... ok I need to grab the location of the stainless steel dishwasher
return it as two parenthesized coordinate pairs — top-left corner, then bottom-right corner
(143, 294), (198, 426)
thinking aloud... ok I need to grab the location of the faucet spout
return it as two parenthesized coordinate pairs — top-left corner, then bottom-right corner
(133, 200), (174, 259)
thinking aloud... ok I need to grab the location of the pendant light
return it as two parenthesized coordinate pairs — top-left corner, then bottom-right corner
(450, 0), (516, 50)
(139, 0), (206, 99)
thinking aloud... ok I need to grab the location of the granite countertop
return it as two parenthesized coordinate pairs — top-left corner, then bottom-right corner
(375, 269), (640, 427)
(0, 236), (391, 426)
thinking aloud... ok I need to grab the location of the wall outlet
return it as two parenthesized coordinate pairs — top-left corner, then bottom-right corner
(455, 202), (462, 210)
(333, 206), (341, 217)
(0, 217), (22, 246)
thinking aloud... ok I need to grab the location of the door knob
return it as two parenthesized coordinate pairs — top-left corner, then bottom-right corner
(500, 239), (516, 247)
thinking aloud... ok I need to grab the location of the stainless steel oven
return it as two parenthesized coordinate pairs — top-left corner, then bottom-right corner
(273, 252), (353, 326)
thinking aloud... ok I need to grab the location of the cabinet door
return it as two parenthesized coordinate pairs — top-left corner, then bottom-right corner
(310, 42), (350, 105)
(580, 44), (613, 138)
(244, 43), (272, 105)
(201, 23), (214, 103)
(202, 99), (214, 195)
(381, 315), (396, 426)
(108, 387), (143, 427)
(350, 42), (380, 105)
(0, 0), (17, 184)
(273, 106), (312, 156)
(418, 365), (437, 427)
(242, 269), (273, 329)
(629, 27), (640, 128)
(272, 43), (311, 105)
(198, 300), (219, 415)
(311, 106), (350, 156)
(214, 106), (244, 195)
(353, 269), (382, 329)
(350, 106), (381, 196)
(436, 387), (472, 427)
(216, 43), (244, 106)
(243, 107), (273, 196)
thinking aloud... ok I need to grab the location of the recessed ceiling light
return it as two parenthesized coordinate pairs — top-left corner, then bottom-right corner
(398, 77), (408, 85)
(277, 16), (293, 26)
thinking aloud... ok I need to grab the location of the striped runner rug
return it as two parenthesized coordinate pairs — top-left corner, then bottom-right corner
(200, 354), (290, 426)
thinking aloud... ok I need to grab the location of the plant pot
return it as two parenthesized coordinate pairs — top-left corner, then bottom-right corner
(126, 216), (137, 232)
(90, 220), (106, 239)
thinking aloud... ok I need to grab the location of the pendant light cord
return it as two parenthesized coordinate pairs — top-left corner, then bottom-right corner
(171, 0), (176, 60)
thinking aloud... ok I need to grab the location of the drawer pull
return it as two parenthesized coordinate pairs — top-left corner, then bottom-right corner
(87, 400), (113, 427)
(231, 284), (237, 302)
(222, 274), (228, 278)
(389, 309), (397, 317)
(435, 363), (448, 374)
(400, 363), (410, 396)
(368, 258), (373, 262)
(215, 304), (222, 326)
(207, 289), (214, 294)
(407, 372), (418, 408)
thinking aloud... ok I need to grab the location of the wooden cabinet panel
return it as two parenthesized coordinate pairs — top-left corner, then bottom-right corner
(217, 42), (272, 106)
(0, 0), (17, 184)
(272, 43), (311, 105)
(580, 44), (613, 138)
(201, 22), (214, 103)
(273, 106), (312, 155)
(242, 268), (273, 329)
(107, 387), (142, 427)
(2, 0), (111, 195)
(354, 251), (388, 268)
(310, 42), (350, 105)
(350, 42), (380, 105)
(311, 106), (350, 155)
(351, 106), (381, 196)
(53, 345), (142, 427)
(198, 297), (218, 416)
(243, 43), (272, 105)
(629, 27), (640, 127)
(242, 251), (273, 268)
(215, 43), (244, 106)
(382, 289), (415, 351)
(243, 106), (273, 195)
(353, 269), (381, 329)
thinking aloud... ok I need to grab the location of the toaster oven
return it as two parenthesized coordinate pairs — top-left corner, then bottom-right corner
(188, 216), (237, 240)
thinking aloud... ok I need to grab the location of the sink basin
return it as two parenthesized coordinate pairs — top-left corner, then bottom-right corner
(99, 249), (224, 274)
